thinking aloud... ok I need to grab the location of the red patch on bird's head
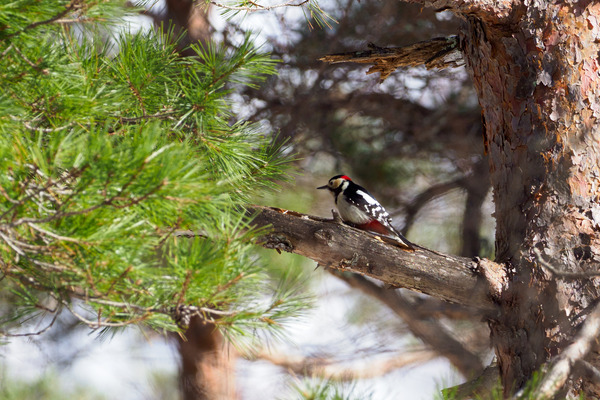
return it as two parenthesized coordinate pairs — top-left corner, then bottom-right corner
(339, 175), (351, 181)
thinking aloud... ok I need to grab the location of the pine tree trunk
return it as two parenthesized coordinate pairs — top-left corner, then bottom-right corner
(177, 317), (237, 400)
(460, 1), (600, 395)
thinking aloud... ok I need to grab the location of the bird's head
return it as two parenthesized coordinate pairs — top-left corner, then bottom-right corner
(317, 175), (352, 194)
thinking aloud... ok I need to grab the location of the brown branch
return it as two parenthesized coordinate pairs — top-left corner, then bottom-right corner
(401, 176), (467, 235)
(460, 158), (490, 257)
(252, 348), (437, 381)
(248, 205), (503, 311)
(332, 271), (484, 377)
(320, 37), (463, 81)
(408, 293), (485, 320)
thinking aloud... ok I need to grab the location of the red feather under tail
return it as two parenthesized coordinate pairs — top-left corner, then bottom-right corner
(355, 220), (414, 250)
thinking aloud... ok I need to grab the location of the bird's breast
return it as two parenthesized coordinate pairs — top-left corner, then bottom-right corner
(337, 196), (372, 224)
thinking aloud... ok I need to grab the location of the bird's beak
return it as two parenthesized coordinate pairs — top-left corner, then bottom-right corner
(317, 185), (328, 190)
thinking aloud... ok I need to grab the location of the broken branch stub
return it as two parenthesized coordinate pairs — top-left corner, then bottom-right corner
(319, 36), (463, 81)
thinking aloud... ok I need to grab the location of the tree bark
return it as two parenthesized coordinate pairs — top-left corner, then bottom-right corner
(454, 2), (600, 396)
(176, 317), (237, 400)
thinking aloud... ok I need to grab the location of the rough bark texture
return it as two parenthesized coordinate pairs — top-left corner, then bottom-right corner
(455, 0), (600, 396)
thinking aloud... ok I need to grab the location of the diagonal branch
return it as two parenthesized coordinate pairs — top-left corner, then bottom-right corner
(249, 205), (503, 311)
(400, 176), (467, 234)
(251, 348), (437, 381)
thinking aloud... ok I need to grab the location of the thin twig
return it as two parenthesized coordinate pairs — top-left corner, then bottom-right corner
(11, 45), (47, 73)
(62, 300), (143, 328)
(27, 222), (86, 244)
(1, 44), (14, 57)
(22, 120), (75, 133)
(4, 0), (82, 40)
(0, 310), (60, 338)
(209, 0), (309, 12)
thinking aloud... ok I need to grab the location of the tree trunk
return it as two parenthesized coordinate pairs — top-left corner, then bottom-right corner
(177, 317), (237, 400)
(458, 1), (600, 396)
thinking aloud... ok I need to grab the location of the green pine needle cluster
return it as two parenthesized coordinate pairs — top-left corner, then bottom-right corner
(0, 1), (308, 337)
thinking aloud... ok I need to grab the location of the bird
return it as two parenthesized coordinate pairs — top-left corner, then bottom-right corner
(317, 174), (414, 250)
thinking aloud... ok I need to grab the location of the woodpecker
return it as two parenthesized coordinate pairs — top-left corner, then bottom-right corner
(317, 175), (414, 250)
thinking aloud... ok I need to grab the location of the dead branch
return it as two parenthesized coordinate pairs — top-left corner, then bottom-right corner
(400, 176), (467, 234)
(248, 205), (503, 311)
(0, 310), (60, 338)
(408, 293), (485, 320)
(320, 36), (463, 81)
(251, 348), (437, 381)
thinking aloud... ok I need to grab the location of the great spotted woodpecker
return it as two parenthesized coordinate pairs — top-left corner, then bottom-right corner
(317, 175), (414, 250)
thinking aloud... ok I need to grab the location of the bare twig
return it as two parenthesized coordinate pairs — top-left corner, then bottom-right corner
(21, 120), (75, 133)
(209, 0), (309, 12)
(251, 348), (437, 380)
(27, 222), (86, 244)
(115, 110), (177, 123)
(400, 176), (467, 234)
(62, 300), (144, 328)
(0, 310), (60, 338)
(1, 44), (14, 57)
(4, 0), (82, 40)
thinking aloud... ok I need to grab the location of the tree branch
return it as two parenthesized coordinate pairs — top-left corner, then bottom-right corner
(400, 176), (467, 235)
(320, 37), (463, 81)
(251, 348), (437, 380)
(248, 205), (503, 311)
